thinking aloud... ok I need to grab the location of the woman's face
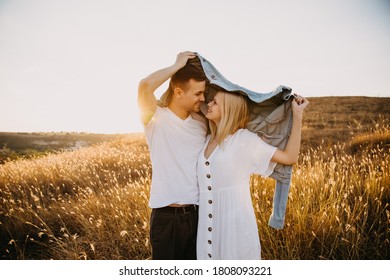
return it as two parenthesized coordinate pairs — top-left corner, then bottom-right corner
(206, 91), (222, 124)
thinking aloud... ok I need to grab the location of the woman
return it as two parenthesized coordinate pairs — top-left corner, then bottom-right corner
(196, 90), (308, 260)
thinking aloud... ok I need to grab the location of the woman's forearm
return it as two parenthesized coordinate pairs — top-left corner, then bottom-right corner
(271, 95), (308, 165)
(283, 114), (302, 164)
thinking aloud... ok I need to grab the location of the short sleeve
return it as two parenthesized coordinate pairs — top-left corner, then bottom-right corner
(144, 106), (163, 147)
(243, 130), (277, 177)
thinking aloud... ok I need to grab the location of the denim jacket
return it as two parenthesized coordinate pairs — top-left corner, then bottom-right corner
(196, 53), (294, 229)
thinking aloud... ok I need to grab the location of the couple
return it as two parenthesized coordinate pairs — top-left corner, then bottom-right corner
(137, 51), (308, 260)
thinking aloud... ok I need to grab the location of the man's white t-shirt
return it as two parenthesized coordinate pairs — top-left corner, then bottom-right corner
(144, 106), (207, 208)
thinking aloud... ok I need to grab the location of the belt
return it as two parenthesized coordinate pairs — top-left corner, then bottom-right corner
(155, 204), (198, 214)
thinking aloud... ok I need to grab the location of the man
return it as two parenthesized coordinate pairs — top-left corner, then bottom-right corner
(137, 51), (207, 259)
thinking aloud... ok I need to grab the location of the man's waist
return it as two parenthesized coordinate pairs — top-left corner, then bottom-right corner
(169, 203), (193, 207)
(153, 204), (198, 214)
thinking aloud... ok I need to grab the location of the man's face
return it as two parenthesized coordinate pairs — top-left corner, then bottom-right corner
(180, 79), (206, 113)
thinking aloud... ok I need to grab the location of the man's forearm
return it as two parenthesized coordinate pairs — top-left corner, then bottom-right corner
(139, 63), (182, 94)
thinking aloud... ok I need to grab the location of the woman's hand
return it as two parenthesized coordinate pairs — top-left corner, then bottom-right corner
(292, 94), (309, 119)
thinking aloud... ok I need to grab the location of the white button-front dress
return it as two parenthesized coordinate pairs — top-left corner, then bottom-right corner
(196, 129), (277, 260)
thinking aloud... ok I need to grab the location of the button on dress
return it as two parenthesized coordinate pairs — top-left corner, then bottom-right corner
(197, 129), (277, 260)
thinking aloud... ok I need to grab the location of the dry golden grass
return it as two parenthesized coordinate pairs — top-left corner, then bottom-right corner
(0, 97), (389, 260)
(0, 134), (152, 259)
(254, 142), (389, 259)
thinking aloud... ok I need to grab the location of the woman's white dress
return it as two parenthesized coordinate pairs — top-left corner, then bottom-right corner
(196, 129), (277, 260)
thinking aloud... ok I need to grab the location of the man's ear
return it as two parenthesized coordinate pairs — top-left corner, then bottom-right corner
(174, 87), (183, 97)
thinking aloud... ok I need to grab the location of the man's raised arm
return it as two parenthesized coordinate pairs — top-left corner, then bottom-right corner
(137, 51), (196, 126)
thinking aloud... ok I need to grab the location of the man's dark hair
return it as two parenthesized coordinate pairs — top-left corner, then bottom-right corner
(171, 56), (206, 86)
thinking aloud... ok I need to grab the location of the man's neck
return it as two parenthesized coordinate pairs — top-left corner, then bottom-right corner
(168, 104), (190, 120)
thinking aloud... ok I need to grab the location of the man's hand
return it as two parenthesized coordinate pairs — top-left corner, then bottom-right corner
(175, 51), (196, 69)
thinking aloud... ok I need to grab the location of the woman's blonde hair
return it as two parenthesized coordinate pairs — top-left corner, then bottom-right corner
(209, 91), (249, 145)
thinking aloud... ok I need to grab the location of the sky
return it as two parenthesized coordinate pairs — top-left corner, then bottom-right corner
(1, 0), (389, 133)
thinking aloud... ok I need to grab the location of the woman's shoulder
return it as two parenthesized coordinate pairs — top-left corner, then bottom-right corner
(226, 129), (260, 147)
(234, 128), (258, 140)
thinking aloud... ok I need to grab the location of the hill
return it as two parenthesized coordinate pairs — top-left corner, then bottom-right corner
(301, 96), (389, 150)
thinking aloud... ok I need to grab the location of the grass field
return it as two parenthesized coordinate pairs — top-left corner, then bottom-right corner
(0, 96), (389, 259)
